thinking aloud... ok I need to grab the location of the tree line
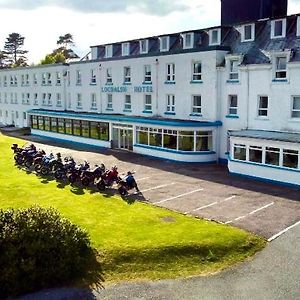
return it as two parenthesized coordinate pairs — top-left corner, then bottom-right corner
(0, 33), (79, 68)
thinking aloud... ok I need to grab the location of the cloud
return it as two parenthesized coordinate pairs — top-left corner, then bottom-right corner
(0, 0), (189, 15)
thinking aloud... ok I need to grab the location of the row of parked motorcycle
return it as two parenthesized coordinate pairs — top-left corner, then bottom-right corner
(11, 143), (140, 196)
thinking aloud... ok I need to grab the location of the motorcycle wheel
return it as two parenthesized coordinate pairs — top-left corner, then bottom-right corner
(35, 164), (42, 173)
(16, 156), (24, 165)
(97, 181), (106, 191)
(81, 177), (90, 187)
(41, 166), (50, 176)
(54, 170), (63, 180)
(68, 174), (76, 184)
(118, 187), (128, 196)
(24, 160), (32, 169)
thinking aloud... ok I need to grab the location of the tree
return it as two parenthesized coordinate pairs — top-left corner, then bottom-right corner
(57, 33), (74, 49)
(4, 32), (28, 67)
(0, 51), (8, 69)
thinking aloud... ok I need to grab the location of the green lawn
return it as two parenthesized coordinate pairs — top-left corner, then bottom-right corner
(0, 133), (266, 284)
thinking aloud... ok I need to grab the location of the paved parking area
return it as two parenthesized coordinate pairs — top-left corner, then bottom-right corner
(20, 136), (300, 240)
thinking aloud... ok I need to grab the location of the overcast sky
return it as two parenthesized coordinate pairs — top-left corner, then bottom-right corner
(0, 0), (300, 64)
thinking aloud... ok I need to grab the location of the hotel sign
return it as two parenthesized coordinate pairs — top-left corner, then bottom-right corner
(101, 85), (153, 93)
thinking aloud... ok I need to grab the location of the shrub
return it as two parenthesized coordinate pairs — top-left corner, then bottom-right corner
(0, 205), (97, 298)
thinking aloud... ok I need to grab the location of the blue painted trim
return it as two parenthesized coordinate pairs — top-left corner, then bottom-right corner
(76, 83), (82, 86)
(55, 84), (62, 86)
(218, 158), (228, 165)
(90, 107), (98, 110)
(189, 113), (202, 117)
(27, 109), (223, 127)
(164, 81), (176, 85)
(190, 80), (203, 84)
(164, 112), (176, 115)
(142, 81), (152, 85)
(123, 109), (132, 112)
(272, 79), (288, 82)
(226, 115), (239, 119)
(76, 107), (83, 109)
(230, 172), (300, 189)
(123, 82), (132, 85)
(142, 110), (153, 114)
(228, 156), (300, 174)
(105, 108), (113, 111)
(90, 82), (97, 86)
(134, 143), (215, 155)
(105, 82), (113, 86)
(226, 80), (240, 84)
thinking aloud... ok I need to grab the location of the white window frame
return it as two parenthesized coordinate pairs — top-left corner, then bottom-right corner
(105, 45), (113, 58)
(144, 94), (152, 112)
(124, 94), (132, 111)
(47, 93), (52, 106)
(271, 19), (286, 39)
(42, 93), (47, 105)
(76, 70), (82, 85)
(91, 93), (97, 109)
(106, 68), (112, 84)
(229, 60), (239, 80)
(242, 23), (255, 42)
(90, 69), (96, 84)
(166, 63), (175, 82)
(166, 94), (175, 113)
(47, 73), (51, 85)
(25, 74), (29, 85)
(192, 95), (202, 114)
(228, 95), (238, 115)
(257, 95), (269, 117)
(56, 72), (61, 85)
(182, 32), (194, 49)
(122, 42), (130, 56)
(160, 36), (170, 52)
(140, 39), (149, 54)
(33, 74), (37, 85)
(124, 66), (131, 84)
(56, 93), (62, 107)
(192, 61), (202, 81)
(144, 65), (151, 83)
(34, 93), (38, 105)
(107, 94), (113, 110)
(209, 28), (221, 45)
(76, 93), (82, 108)
(274, 55), (287, 79)
(291, 96), (300, 118)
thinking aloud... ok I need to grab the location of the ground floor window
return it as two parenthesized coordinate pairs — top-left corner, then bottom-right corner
(233, 144), (246, 161)
(136, 127), (213, 152)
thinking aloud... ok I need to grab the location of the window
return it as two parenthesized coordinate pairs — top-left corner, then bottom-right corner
(122, 43), (130, 56)
(42, 73), (46, 85)
(42, 93), (47, 105)
(163, 129), (177, 149)
(56, 93), (61, 107)
(14, 75), (17, 86)
(144, 65), (151, 83)
(76, 70), (82, 85)
(4, 93), (7, 104)
(106, 68), (112, 84)
(182, 33), (194, 49)
(14, 93), (18, 104)
(166, 63), (175, 82)
(196, 131), (213, 151)
(56, 72), (61, 85)
(292, 96), (300, 118)
(275, 56), (287, 79)
(192, 95), (202, 114)
(166, 94), (175, 113)
(233, 144), (246, 161)
(91, 93), (97, 109)
(265, 147), (280, 166)
(271, 19), (286, 38)
(144, 94), (152, 112)
(21, 93), (25, 104)
(160, 36), (169, 52)
(124, 95), (131, 111)
(210, 29), (220, 45)
(23, 112), (26, 120)
(283, 149), (298, 169)
(47, 93), (52, 106)
(258, 96), (268, 117)
(3, 76), (7, 86)
(228, 95), (238, 115)
(107, 94), (113, 110)
(140, 39), (148, 54)
(25, 74), (29, 85)
(249, 145), (262, 163)
(33, 74), (37, 85)
(229, 60), (239, 80)
(10, 76), (13, 86)
(105, 45), (113, 58)
(21, 75), (25, 85)
(90, 69), (96, 84)
(10, 93), (13, 103)
(192, 62), (202, 81)
(178, 131), (194, 151)
(47, 73), (51, 85)
(77, 93), (82, 108)
(242, 24), (254, 42)
(124, 67), (131, 84)
(34, 93), (38, 105)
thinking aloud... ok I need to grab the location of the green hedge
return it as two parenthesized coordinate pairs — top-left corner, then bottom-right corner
(0, 205), (98, 298)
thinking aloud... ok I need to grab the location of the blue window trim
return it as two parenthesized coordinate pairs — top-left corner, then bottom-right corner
(106, 108), (113, 111)
(105, 82), (113, 86)
(189, 113), (202, 117)
(123, 82), (132, 85)
(226, 80), (240, 84)
(190, 80), (203, 84)
(272, 79), (288, 83)
(226, 115), (239, 119)
(164, 111), (176, 115)
(134, 143), (216, 155)
(90, 107), (98, 110)
(142, 81), (152, 85)
(164, 81), (176, 85)
(90, 82), (97, 86)
(76, 83), (82, 86)
(142, 110), (153, 114)
(123, 109), (132, 112)
(76, 106), (83, 109)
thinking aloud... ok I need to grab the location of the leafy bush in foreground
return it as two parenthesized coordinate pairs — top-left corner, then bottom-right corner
(0, 205), (97, 298)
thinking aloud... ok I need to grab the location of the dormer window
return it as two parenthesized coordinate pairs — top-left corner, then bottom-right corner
(160, 36), (169, 52)
(242, 24), (255, 42)
(105, 45), (113, 58)
(122, 43), (130, 56)
(209, 29), (221, 45)
(271, 19), (286, 39)
(140, 39), (148, 54)
(182, 33), (194, 49)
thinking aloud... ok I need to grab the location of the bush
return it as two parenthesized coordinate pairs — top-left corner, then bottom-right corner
(0, 205), (97, 298)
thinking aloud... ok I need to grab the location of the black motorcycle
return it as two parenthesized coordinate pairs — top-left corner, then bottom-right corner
(54, 156), (76, 180)
(67, 161), (90, 184)
(80, 163), (106, 187)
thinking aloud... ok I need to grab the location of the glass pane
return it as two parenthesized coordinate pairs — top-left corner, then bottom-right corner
(196, 135), (212, 151)
(44, 117), (50, 131)
(90, 122), (100, 139)
(283, 152), (298, 169)
(81, 121), (90, 138)
(244, 25), (252, 40)
(163, 134), (177, 150)
(234, 146), (246, 160)
(51, 118), (57, 132)
(293, 98), (300, 109)
(265, 148), (280, 166)
(57, 118), (65, 134)
(73, 120), (81, 136)
(178, 135), (194, 151)
(137, 131), (148, 145)
(65, 119), (72, 135)
(149, 132), (162, 147)
(99, 122), (109, 141)
(249, 148), (262, 163)
(259, 97), (268, 108)
(274, 20), (283, 36)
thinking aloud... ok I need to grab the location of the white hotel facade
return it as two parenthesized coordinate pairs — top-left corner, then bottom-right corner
(0, 0), (300, 188)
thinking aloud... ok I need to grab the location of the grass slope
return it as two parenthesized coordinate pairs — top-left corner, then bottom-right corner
(0, 134), (266, 282)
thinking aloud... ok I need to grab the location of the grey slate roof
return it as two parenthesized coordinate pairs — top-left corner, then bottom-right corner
(230, 129), (300, 144)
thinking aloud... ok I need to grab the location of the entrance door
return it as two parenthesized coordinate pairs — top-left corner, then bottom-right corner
(112, 124), (133, 150)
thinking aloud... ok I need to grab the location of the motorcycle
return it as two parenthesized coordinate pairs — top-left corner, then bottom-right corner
(117, 172), (139, 196)
(80, 163), (106, 187)
(54, 156), (76, 180)
(66, 161), (90, 184)
(96, 166), (119, 191)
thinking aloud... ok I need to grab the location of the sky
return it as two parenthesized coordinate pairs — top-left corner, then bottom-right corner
(0, 0), (300, 64)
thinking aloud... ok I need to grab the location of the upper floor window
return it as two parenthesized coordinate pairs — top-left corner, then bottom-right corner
(76, 93), (82, 108)
(160, 36), (169, 52)
(275, 56), (287, 79)
(166, 94), (175, 113)
(242, 24), (255, 42)
(21, 74), (25, 85)
(182, 33), (194, 49)
(124, 67), (131, 84)
(91, 93), (97, 109)
(140, 39), (148, 54)
(166, 63), (175, 82)
(42, 93), (47, 105)
(10, 76), (14, 86)
(106, 68), (112, 84)
(124, 94), (131, 111)
(56, 72), (61, 85)
(192, 62), (202, 81)
(144, 94), (152, 112)
(47, 93), (52, 106)
(47, 73), (51, 85)
(42, 73), (46, 85)
(90, 69), (96, 84)
(122, 43), (130, 56)
(56, 93), (61, 107)
(25, 74), (29, 85)
(34, 93), (38, 105)
(3, 76), (7, 86)
(209, 28), (221, 45)
(258, 96), (268, 117)
(33, 74), (37, 85)
(192, 95), (202, 114)
(105, 45), (113, 58)
(14, 75), (17, 86)
(228, 95), (238, 115)
(271, 19), (286, 39)
(76, 70), (82, 85)
(229, 60), (239, 80)
(144, 65), (151, 83)
(107, 94), (113, 110)
(292, 96), (300, 118)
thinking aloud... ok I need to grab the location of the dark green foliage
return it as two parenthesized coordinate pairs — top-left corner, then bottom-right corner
(0, 206), (97, 298)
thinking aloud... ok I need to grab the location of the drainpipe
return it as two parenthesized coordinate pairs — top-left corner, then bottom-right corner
(155, 58), (159, 114)
(246, 65), (250, 129)
(99, 63), (103, 114)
